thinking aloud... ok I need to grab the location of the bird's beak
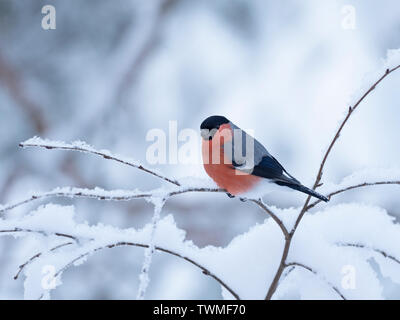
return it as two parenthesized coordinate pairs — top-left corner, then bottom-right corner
(201, 128), (218, 140)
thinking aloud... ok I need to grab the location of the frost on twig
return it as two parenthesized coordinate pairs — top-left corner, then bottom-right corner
(2, 202), (400, 299)
(136, 197), (165, 299)
(20, 137), (180, 186)
(306, 168), (400, 210)
(2, 53), (400, 299)
(0, 186), (225, 219)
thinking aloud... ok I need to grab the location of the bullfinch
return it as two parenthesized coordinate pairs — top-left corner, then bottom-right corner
(200, 115), (328, 202)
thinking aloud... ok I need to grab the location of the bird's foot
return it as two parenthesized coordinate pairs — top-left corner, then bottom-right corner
(239, 197), (247, 202)
(226, 192), (235, 198)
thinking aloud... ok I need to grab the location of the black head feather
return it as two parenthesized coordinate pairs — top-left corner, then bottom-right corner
(200, 115), (229, 130)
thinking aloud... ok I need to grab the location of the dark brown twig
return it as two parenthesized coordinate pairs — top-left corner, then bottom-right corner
(0, 187), (224, 215)
(2, 227), (239, 298)
(18, 139), (284, 236)
(285, 262), (346, 300)
(0, 228), (79, 242)
(307, 180), (400, 211)
(14, 242), (74, 280)
(53, 241), (240, 300)
(19, 141), (180, 186)
(250, 199), (289, 239)
(337, 242), (400, 265)
(264, 64), (400, 300)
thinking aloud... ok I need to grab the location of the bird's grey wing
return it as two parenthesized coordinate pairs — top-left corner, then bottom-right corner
(227, 123), (299, 183)
(227, 123), (268, 171)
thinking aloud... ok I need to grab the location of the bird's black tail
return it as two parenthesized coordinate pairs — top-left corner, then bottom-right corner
(275, 181), (329, 202)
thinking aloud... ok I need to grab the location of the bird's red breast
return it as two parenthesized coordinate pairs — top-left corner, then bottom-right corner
(202, 123), (261, 195)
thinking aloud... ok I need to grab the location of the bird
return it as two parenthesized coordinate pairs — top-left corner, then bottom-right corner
(200, 115), (328, 202)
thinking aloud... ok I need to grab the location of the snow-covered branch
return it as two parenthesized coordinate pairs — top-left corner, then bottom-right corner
(264, 61), (400, 300)
(285, 262), (346, 300)
(249, 199), (289, 238)
(3, 60), (400, 300)
(53, 241), (240, 300)
(0, 186), (224, 215)
(307, 180), (400, 211)
(337, 243), (400, 266)
(19, 137), (180, 186)
(0, 205), (241, 300)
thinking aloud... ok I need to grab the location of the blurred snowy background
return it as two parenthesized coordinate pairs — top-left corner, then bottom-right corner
(0, 0), (400, 299)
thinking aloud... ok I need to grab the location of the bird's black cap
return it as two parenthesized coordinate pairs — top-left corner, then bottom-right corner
(200, 115), (229, 130)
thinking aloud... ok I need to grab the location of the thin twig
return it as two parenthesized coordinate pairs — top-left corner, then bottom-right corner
(0, 228), (79, 242)
(264, 64), (400, 300)
(249, 199), (289, 239)
(2, 226), (240, 299)
(307, 180), (400, 211)
(53, 241), (241, 300)
(312, 64), (400, 193)
(337, 242), (400, 265)
(285, 262), (346, 300)
(14, 242), (74, 280)
(0, 187), (224, 215)
(18, 138), (286, 239)
(19, 140), (180, 186)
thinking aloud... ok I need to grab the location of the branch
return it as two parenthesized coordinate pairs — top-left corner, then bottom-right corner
(264, 64), (400, 300)
(337, 242), (400, 265)
(53, 241), (240, 300)
(312, 64), (400, 192)
(17, 137), (288, 239)
(14, 242), (74, 280)
(249, 199), (289, 239)
(0, 186), (224, 215)
(2, 224), (240, 299)
(285, 262), (346, 300)
(295, 65), (400, 232)
(0, 52), (47, 133)
(306, 180), (400, 211)
(0, 228), (79, 242)
(19, 137), (180, 186)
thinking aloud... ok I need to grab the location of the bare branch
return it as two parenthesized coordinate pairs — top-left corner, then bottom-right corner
(19, 138), (180, 186)
(264, 64), (400, 300)
(14, 242), (74, 280)
(285, 262), (346, 300)
(0, 52), (47, 133)
(312, 64), (400, 192)
(296, 64), (400, 231)
(306, 180), (400, 211)
(53, 241), (240, 300)
(265, 238), (291, 300)
(249, 199), (289, 239)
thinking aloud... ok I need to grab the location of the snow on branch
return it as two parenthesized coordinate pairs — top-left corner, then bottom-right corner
(285, 262), (346, 300)
(19, 137), (180, 186)
(0, 185), (225, 216)
(0, 204), (241, 299)
(2, 54), (400, 300)
(3, 202), (400, 300)
(265, 59), (400, 300)
(306, 168), (400, 210)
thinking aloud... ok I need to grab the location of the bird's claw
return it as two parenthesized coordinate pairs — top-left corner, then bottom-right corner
(226, 192), (235, 198)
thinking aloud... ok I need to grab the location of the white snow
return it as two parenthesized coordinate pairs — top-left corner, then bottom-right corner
(2, 199), (400, 300)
